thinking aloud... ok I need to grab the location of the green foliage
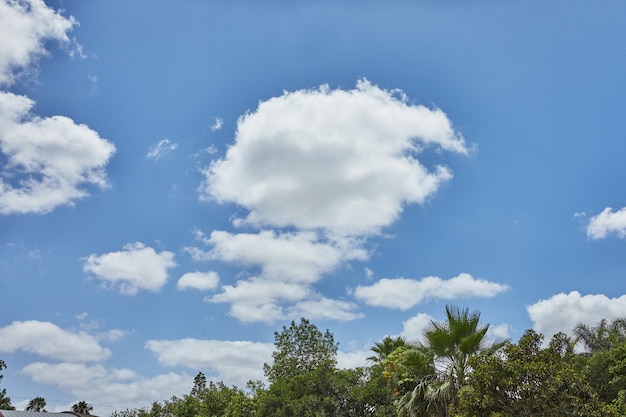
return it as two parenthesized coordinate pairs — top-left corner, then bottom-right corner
(455, 330), (617, 417)
(106, 314), (626, 417)
(263, 318), (337, 383)
(382, 306), (505, 417)
(0, 360), (15, 410)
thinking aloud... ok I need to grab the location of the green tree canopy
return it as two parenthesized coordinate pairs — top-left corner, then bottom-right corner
(263, 317), (338, 383)
(456, 329), (616, 417)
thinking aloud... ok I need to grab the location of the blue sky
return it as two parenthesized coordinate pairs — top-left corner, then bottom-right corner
(1, 0), (626, 414)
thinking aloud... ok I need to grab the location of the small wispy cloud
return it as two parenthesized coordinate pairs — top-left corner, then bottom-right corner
(211, 117), (223, 132)
(147, 139), (178, 162)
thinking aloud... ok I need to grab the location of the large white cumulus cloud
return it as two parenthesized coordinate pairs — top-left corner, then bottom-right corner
(201, 79), (467, 236)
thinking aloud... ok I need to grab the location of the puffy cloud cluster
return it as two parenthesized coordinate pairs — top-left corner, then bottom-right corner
(191, 80), (470, 323)
(0, 0), (115, 215)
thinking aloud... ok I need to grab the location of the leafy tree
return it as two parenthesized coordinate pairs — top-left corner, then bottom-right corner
(257, 318), (341, 417)
(71, 401), (94, 415)
(0, 360), (14, 410)
(263, 317), (337, 383)
(456, 330), (617, 417)
(26, 397), (47, 412)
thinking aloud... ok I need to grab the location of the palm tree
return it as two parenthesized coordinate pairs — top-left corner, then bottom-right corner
(404, 306), (506, 416)
(368, 336), (408, 364)
(574, 317), (626, 353)
(26, 397), (46, 412)
(71, 401), (93, 415)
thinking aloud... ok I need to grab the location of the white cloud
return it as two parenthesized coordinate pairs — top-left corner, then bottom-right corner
(0, 0), (76, 86)
(145, 338), (274, 387)
(146, 138), (178, 161)
(0, 320), (110, 362)
(527, 291), (626, 340)
(21, 362), (191, 416)
(400, 312), (433, 343)
(0, 92), (116, 215)
(353, 273), (509, 310)
(211, 117), (223, 132)
(177, 271), (220, 291)
(201, 79), (467, 236)
(587, 207), (626, 239)
(83, 242), (177, 295)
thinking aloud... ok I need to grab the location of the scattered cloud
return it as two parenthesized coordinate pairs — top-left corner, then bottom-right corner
(527, 291), (626, 340)
(0, 320), (111, 362)
(83, 242), (177, 295)
(200, 79), (467, 236)
(353, 273), (509, 310)
(211, 117), (223, 132)
(145, 338), (274, 387)
(177, 271), (220, 291)
(0, 92), (116, 215)
(587, 207), (626, 239)
(146, 138), (178, 162)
